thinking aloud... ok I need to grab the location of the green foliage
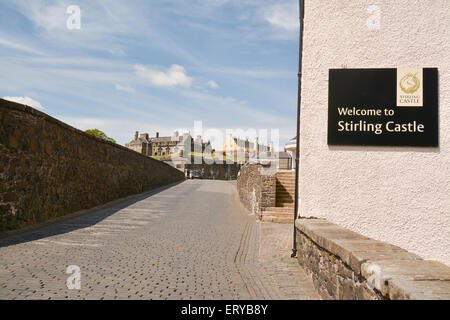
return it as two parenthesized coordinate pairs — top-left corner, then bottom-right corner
(85, 129), (116, 144)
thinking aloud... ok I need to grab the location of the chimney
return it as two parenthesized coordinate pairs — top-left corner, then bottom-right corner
(140, 133), (149, 141)
(156, 132), (159, 138)
(254, 137), (259, 153)
(134, 131), (139, 140)
(172, 131), (179, 142)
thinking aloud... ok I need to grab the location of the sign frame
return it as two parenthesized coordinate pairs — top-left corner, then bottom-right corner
(327, 68), (439, 147)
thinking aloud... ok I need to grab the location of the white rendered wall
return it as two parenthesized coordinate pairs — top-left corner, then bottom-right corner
(298, 0), (450, 265)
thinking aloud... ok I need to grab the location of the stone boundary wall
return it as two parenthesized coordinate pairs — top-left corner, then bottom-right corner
(236, 162), (276, 218)
(0, 99), (185, 231)
(296, 218), (450, 300)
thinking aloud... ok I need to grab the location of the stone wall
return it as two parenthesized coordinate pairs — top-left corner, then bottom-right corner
(296, 218), (450, 300)
(0, 99), (185, 231)
(236, 162), (276, 218)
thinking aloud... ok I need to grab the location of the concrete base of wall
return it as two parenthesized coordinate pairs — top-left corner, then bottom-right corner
(295, 218), (450, 300)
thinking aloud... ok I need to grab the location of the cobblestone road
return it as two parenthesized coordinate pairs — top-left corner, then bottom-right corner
(0, 180), (318, 300)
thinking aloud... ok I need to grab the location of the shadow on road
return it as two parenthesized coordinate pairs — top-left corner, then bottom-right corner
(0, 181), (184, 248)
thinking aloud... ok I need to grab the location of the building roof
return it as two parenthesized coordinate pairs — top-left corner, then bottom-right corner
(285, 136), (297, 149)
(225, 137), (268, 151)
(150, 136), (178, 143)
(127, 132), (211, 150)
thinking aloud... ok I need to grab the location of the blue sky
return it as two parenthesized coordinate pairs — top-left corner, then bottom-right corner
(0, 0), (299, 149)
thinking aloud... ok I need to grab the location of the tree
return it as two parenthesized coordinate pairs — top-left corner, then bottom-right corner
(85, 129), (116, 144)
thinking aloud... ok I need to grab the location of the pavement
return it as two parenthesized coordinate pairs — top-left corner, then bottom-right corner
(0, 180), (319, 300)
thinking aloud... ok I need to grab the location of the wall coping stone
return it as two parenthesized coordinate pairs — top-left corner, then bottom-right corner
(296, 218), (450, 300)
(0, 98), (174, 169)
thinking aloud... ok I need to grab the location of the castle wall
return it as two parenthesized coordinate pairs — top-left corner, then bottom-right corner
(0, 99), (185, 231)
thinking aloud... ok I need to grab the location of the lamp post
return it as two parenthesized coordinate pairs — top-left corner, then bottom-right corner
(292, 0), (305, 258)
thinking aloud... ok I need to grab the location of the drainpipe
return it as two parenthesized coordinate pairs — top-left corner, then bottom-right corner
(291, 0), (305, 258)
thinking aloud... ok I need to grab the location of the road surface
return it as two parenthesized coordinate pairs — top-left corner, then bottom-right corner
(0, 180), (318, 300)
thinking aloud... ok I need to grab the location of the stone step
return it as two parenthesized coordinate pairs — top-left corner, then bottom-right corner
(277, 200), (294, 205)
(277, 190), (295, 194)
(276, 203), (294, 207)
(261, 215), (293, 224)
(276, 181), (295, 185)
(262, 211), (292, 218)
(276, 178), (295, 182)
(276, 171), (295, 175)
(262, 207), (293, 213)
(277, 189), (295, 192)
(276, 185), (295, 189)
(277, 188), (295, 192)
(277, 192), (295, 197)
(277, 194), (295, 198)
(276, 202), (294, 207)
(277, 194), (294, 199)
(277, 186), (295, 190)
(277, 191), (295, 195)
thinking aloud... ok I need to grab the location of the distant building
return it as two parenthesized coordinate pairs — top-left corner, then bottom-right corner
(285, 137), (296, 169)
(125, 131), (212, 171)
(217, 134), (270, 164)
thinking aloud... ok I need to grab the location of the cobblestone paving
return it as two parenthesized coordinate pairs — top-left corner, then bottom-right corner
(0, 180), (318, 300)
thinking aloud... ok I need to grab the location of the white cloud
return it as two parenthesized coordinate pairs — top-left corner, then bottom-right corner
(110, 49), (126, 56)
(24, 2), (68, 32)
(134, 64), (193, 88)
(207, 80), (220, 89)
(262, 1), (298, 31)
(3, 96), (44, 110)
(0, 36), (43, 55)
(199, 66), (292, 79)
(115, 84), (136, 94)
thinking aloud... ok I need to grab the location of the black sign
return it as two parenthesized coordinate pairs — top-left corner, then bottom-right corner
(328, 68), (438, 147)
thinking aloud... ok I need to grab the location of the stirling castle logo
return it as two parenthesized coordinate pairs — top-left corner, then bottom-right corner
(397, 68), (423, 107)
(400, 72), (420, 94)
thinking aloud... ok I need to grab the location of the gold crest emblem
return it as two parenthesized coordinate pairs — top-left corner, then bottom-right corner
(400, 72), (420, 94)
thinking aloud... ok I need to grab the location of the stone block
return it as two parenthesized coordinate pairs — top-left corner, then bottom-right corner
(355, 283), (379, 300)
(341, 278), (355, 300)
(361, 260), (450, 300)
(295, 218), (450, 300)
(349, 250), (422, 275)
(9, 134), (19, 149)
